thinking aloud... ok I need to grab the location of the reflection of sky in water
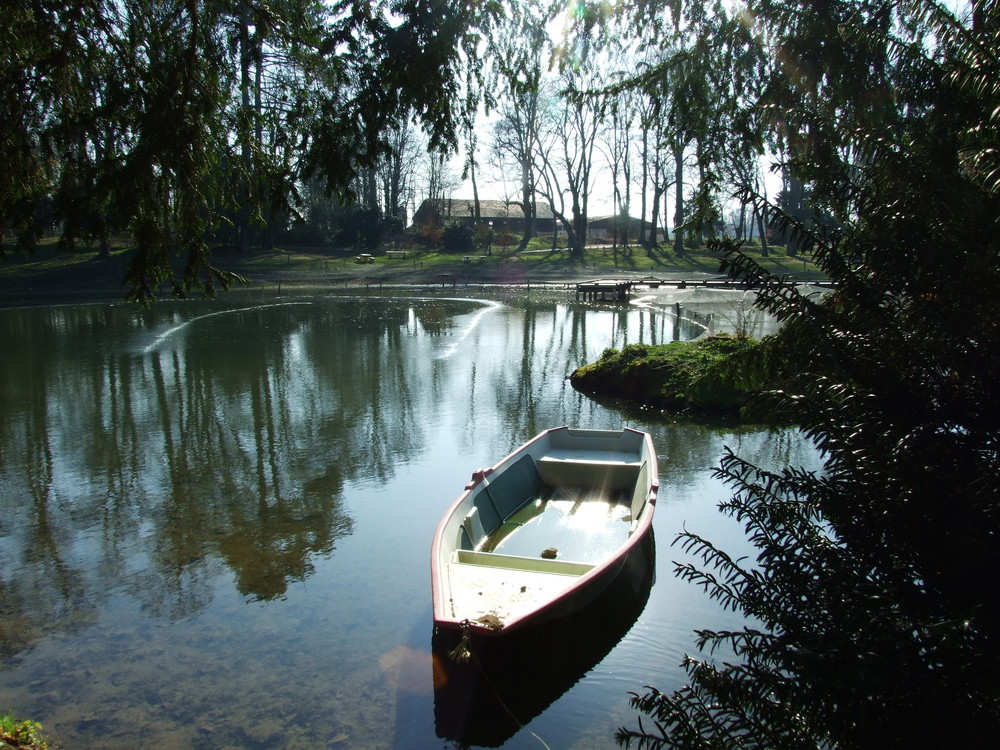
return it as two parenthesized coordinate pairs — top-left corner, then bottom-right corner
(0, 293), (822, 749)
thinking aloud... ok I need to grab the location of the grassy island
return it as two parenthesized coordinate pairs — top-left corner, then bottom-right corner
(570, 335), (764, 417)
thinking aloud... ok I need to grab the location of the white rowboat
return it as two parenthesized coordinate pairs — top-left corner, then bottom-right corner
(431, 426), (658, 637)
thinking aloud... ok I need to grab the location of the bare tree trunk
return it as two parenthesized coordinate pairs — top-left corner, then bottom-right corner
(236, 4), (253, 253)
(758, 179), (770, 257)
(673, 145), (684, 255)
(755, 209), (767, 256)
(650, 181), (665, 247)
(255, 37), (273, 250)
(639, 125), (649, 246)
(466, 122), (481, 223)
(471, 160), (480, 223)
(520, 159), (535, 249)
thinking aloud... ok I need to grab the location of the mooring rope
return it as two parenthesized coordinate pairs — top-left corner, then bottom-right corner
(449, 619), (552, 750)
(447, 620), (473, 664)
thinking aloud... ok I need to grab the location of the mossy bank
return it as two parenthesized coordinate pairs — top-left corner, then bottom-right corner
(1, 713), (49, 750)
(570, 335), (766, 418)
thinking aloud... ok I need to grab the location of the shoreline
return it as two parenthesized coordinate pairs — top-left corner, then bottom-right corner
(1, 245), (829, 308)
(0, 254), (721, 308)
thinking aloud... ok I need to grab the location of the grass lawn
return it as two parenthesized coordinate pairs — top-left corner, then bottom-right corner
(1, 235), (826, 302)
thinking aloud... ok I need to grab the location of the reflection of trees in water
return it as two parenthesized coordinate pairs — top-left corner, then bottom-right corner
(465, 300), (769, 474)
(0, 296), (771, 661)
(304, 300), (436, 487)
(0, 297), (469, 653)
(411, 300), (454, 334)
(140, 305), (360, 608)
(0, 308), (108, 659)
(0, 304), (354, 653)
(483, 302), (666, 448)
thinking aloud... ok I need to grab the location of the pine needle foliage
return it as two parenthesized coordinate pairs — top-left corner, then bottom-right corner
(610, 1), (1000, 747)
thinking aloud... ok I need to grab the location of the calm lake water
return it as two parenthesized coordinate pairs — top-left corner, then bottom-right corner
(0, 288), (820, 749)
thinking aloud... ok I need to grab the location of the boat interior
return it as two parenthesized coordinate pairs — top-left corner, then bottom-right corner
(456, 452), (651, 576)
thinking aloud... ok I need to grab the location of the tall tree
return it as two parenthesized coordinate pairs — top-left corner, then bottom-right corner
(491, 79), (545, 248)
(490, 3), (550, 250)
(534, 68), (605, 257)
(601, 80), (637, 258)
(378, 119), (421, 226)
(1, 0), (113, 250)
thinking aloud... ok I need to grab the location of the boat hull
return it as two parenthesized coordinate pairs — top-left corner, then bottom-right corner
(432, 529), (655, 746)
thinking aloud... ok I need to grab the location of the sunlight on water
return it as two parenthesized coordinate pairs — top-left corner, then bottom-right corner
(141, 301), (312, 353)
(557, 498), (630, 529)
(435, 297), (502, 359)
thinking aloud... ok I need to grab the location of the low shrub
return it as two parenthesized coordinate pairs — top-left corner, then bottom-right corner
(442, 223), (474, 254)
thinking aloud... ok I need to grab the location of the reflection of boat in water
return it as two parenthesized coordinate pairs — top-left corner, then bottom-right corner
(432, 427), (658, 637)
(433, 530), (655, 747)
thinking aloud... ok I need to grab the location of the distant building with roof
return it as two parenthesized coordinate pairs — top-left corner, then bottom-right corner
(588, 214), (665, 243)
(413, 198), (667, 244)
(412, 198), (556, 233)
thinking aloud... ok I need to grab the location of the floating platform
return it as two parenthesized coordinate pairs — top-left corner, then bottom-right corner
(575, 279), (632, 302)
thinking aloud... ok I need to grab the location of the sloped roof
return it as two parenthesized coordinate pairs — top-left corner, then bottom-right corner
(588, 214), (659, 229)
(419, 198), (555, 220)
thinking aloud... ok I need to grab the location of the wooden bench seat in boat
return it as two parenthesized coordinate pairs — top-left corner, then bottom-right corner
(456, 549), (594, 576)
(459, 451), (651, 551)
(535, 452), (641, 488)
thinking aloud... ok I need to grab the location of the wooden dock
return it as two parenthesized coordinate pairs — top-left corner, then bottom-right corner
(632, 276), (755, 290)
(575, 279), (633, 302)
(575, 276), (833, 302)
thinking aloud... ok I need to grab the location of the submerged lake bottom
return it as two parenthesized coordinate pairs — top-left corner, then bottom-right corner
(0, 291), (821, 748)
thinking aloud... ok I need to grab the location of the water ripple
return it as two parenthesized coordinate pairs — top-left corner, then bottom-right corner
(142, 302), (312, 354)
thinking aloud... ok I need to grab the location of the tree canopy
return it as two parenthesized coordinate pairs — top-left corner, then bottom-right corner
(1, 0), (500, 302)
